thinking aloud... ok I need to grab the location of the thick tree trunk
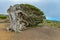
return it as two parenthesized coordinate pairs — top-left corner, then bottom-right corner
(7, 6), (28, 32)
(7, 12), (27, 32)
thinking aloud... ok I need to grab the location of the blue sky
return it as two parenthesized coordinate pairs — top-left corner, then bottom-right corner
(0, 0), (60, 21)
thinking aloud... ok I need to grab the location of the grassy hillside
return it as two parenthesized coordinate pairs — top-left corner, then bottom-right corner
(0, 14), (7, 19)
(43, 20), (60, 28)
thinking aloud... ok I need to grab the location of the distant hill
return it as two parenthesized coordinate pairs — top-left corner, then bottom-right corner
(0, 14), (8, 19)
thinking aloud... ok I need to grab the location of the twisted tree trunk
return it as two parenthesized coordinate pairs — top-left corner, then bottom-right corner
(7, 6), (29, 32)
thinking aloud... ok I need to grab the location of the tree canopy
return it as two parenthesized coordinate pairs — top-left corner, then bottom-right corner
(7, 4), (46, 26)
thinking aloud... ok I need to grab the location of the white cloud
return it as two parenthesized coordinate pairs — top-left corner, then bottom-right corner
(39, 0), (60, 3)
(9, 0), (40, 2)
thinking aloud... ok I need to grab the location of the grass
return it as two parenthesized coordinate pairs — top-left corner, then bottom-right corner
(0, 14), (7, 19)
(43, 20), (60, 28)
(32, 20), (60, 28)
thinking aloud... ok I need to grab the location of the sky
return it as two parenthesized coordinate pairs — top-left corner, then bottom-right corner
(0, 0), (60, 21)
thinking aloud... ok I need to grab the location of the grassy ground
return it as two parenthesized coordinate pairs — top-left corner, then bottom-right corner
(43, 20), (60, 28)
(0, 14), (7, 19)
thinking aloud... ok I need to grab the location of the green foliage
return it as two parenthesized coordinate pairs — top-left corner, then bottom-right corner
(7, 4), (46, 27)
(0, 14), (7, 19)
(20, 4), (44, 15)
(20, 4), (46, 26)
(20, 4), (40, 11)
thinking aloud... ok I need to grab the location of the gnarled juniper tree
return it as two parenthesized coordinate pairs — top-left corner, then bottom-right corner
(7, 4), (46, 32)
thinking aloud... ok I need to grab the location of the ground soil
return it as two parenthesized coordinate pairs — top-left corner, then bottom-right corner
(0, 23), (60, 40)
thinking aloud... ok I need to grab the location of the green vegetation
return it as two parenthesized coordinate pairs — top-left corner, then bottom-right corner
(32, 20), (60, 28)
(19, 4), (46, 25)
(30, 19), (60, 28)
(20, 4), (40, 11)
(0, 14), (7, 19)
(20, 4), (44, 15)
(43, 20), (60, 28)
